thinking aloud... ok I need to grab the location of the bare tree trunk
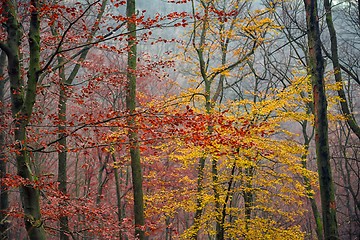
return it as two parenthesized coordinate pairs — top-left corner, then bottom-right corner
(126, 0), (145, 239)
(304, 0), (339, 239)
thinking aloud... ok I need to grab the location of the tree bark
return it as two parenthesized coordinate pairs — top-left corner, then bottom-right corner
(303, 0), (339, 239)
(126, 0), (145, 239)
(113, 154), (124, 240)
(57, 54), (70, 240)
(0, 50), (9, 239)
(243, 166), (254, 234)
(301, 120), (324, 240)
(0, 0), (47, 239)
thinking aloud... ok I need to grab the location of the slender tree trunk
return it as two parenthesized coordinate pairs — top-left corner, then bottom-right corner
(323, 0), (360, 140)
(49, 20), (70, 235)
(57, 56), (70, 240)
(126, 0), (145, 239)
(74, 154), (80, 235)
(96, 152), (109, 205)
(190, 71), (214, 240)
(212, 158), (221, 240)
(51, 1), (108, 237)
(0, 50), (9, 239)
(113, 156), (123, 240)
(304, 0), (339, 239)
(218, 161), (236, 240)
(189, 1), (256, 237)
(301, 121), (324, 240)
(113, 154), (129, 240)
(243, 166), (254, 234)
(189, 2), (211, 238)
(165, 216), (172, 240)
(191, 156), (206, 240)
(206, 81), (221, 240)
(301, 120), (323, 240)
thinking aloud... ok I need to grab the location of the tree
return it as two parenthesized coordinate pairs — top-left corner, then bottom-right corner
(303, 0), (339, 239)
(126, 0), (145, 239)
(0, 0), (127, 237)
(330, 117), (360, 238)
(185, 0), (274, 238)
(51, 1), (108, 238)
(323, 0), (360, 140)
(0, 49), (9, 239)
(0, 0), (47, 239)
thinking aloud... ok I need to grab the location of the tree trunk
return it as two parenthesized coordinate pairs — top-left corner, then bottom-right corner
(323, 0), (360, 140)
(57, 56), (70, 240)
(303, 0), (339, 239)
(189, 2), (211, 238)
(126, 0), (145, 239)
(0, 0), (47, 239)
(113, 154), (124, 239)
(0, 50), (9, 239)
(243, 166), (254, 234)
(301, 120), (323, 240)
(51, 1), (108, 237)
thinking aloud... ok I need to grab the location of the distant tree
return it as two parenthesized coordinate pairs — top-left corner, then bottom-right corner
(50, 0), (109, 237)
(180, 0), (313, 239)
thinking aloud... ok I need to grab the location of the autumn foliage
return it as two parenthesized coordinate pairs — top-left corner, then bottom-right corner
(0, 0), (359, 239)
